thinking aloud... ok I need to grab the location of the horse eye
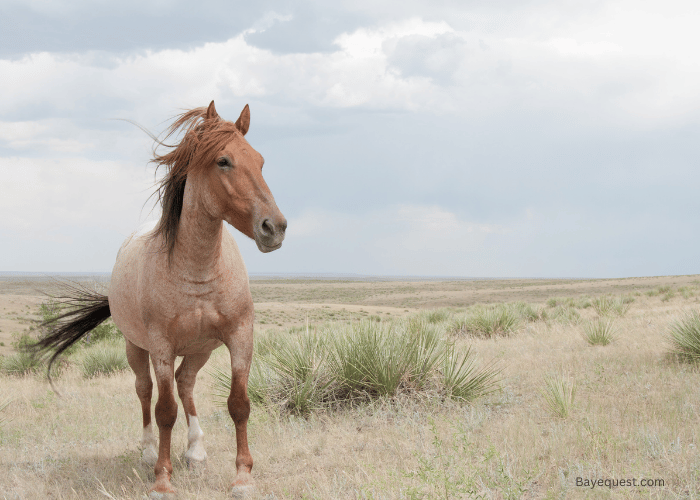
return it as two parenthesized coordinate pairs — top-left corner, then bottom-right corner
(217, 158), (229, 168)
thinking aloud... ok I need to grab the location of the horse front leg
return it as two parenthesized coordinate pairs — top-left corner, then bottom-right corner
(226, 330), (255, 498)
(150, 354), (178, 499)
(175, 352), (212, 469)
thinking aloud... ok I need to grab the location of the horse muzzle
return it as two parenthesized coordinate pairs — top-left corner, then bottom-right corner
(253, 215), (287, 253)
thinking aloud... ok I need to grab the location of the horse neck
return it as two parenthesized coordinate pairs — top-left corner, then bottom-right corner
(170, 174), (224, 278)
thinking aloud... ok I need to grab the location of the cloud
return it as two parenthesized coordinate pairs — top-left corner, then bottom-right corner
(384, 32), (468, 84)
(0, 156), (156, 238)
(2, 2), (700, 277)
(2, 13), (699, 129)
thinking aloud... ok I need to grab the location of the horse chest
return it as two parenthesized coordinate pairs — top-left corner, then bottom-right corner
(180, 303), (220, 332)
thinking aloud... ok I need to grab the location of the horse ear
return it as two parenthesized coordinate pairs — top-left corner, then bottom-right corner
(206, 101), (219, 120)
(235, 104), (250, 136)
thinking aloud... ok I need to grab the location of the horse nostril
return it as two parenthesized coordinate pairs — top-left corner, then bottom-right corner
(261, 219), (274, 236)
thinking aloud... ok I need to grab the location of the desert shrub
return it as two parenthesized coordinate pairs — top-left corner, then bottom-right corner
(582, 319), (616, 346)
(667, 311), (700, 362)
(81, 346), (129, 378)
(540, 374), (576, 419)
(38, 298), (64, 324)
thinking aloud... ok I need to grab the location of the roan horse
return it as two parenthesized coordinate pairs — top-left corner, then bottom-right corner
(29, 101), (286, 498)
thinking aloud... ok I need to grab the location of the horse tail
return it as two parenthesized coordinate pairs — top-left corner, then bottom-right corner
(27, 282), (112, 388)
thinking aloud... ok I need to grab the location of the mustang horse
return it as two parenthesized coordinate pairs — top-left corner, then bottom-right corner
(30, 101), (286, 498)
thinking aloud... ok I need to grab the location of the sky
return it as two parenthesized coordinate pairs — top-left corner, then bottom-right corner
(1, 0), (698, 278)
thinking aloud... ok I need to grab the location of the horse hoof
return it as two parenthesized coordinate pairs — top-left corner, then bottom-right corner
(230, 484), (255, 499)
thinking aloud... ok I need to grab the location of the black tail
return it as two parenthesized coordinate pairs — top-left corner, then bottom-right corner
(26, 281), (111, 384)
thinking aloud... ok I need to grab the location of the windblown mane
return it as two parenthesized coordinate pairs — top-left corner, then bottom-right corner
(151, 107), (238, 259)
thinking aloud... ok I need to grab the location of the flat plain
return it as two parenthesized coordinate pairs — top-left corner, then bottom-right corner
(1, 274), (700, 499)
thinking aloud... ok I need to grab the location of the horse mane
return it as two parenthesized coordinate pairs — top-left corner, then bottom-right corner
(150, 107), (239, 259)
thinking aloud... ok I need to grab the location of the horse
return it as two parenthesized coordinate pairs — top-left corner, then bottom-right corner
(29, 101), (286, 498)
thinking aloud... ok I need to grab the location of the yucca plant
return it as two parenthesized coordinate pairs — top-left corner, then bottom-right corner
(81, 346), (128, 378)
(592, 296), (632, 317)
(591, 296), (614, 316)
(210, 359), (274, 407)
(455, 306), (521, 338)
(211, 318), (500, 415)
(402, 319), (445, 389)
(667, 311), (700, 362)
(550, 305), (581, 325)
(576, 296), (592, 309)
(2, 351), (42, 376)
(511, 302), (546, 322)
(329, 321), (414, 398)
(540, 374), (576, 418)
(421, 309), (452, 324)
(267, 333), (334, 415)
(442, 344), (500, 401)
(582, 319), (616, 346)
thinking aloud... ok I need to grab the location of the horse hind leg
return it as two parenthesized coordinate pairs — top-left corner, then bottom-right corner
(175, 352), (211, 469)
(125, 339), (158, 466)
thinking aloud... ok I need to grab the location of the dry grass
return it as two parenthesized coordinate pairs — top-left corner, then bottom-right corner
(1, 278), (700, 498)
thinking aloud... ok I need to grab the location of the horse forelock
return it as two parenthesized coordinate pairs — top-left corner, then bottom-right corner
(150, 107), (240, 260)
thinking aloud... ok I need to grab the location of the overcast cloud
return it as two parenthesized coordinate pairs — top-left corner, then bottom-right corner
(1, 0), (698, 277)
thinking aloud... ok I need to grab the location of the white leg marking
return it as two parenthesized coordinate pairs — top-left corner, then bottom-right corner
(185, 414), (207, 464)
(141, 423), (158, 466)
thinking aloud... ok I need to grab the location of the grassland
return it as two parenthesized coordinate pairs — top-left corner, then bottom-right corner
(1, 275), (700, 499)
